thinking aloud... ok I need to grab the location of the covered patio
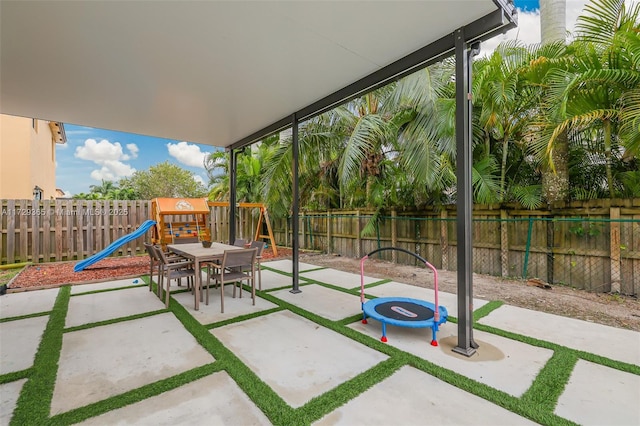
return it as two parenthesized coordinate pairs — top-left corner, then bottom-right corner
(1, 0), (518, 356)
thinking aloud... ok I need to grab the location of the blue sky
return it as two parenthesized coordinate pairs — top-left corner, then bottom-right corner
(56, 0), (598, 196)
(56, 125), (219, 195)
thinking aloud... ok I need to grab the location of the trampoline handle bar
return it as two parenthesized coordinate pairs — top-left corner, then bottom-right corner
(360, 255), (369, 304)
(360, 247), (439, 321)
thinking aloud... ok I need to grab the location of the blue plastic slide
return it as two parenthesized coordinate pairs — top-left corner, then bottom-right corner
(73, 220), (157, 272)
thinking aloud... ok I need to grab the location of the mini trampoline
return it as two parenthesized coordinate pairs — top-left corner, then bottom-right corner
(360, 247), (448, 346)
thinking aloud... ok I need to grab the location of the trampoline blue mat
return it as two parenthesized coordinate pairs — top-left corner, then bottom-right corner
(363, 297), (448, 328)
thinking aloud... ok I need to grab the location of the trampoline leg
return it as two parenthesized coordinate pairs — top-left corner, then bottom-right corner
(430, 325), (438, 347)
(381, 323), (388, 343)
(362, 312), (368, 325)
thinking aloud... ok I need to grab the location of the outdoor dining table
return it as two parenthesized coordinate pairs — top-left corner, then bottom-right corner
(167, 242), (241, 310)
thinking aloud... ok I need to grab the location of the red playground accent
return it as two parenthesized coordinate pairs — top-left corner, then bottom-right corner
(431, 340), (438, 347)
(381, 336), (388, 343)
(362, 319), (368, 324)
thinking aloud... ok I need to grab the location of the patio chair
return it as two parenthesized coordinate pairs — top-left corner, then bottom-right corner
(233, 238), (248, 247)
(249, 240), (266, 290)
(143, 243), (158, 290)
(144, 242), (191, 296)
(206, 248), (257, 313)
(152, 245), (197, 308)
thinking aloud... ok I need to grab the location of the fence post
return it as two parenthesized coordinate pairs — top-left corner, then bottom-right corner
(610, 207), (621, 293)
(440, 210), (448, 270)
(301, 213), (306, 249)
(391, 209), (397, 263)
(522, 217), (534, 278)
(327, 211), (332, 254)
(356, 210), (362, 258)
(500, 209), (509, 277)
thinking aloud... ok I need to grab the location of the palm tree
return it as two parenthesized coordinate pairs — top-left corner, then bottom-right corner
(88, 179), (116, 199)
(540, 0), (567, 44)
(530, 0), (640, 199)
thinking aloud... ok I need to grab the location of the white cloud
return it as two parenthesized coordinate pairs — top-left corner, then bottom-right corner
(126, 143), (139, 159)
(74, 138), (138, 181)
(193, 175), (206, 186)
(167, 141), (209, 168)
(89, 160), (136, 181)
(75, 138), (136, 162)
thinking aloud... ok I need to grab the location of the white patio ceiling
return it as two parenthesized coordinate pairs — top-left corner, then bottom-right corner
(0, 1), (515, 148)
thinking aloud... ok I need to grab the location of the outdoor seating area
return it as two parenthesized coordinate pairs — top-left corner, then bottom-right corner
(1, 259), (638, 425)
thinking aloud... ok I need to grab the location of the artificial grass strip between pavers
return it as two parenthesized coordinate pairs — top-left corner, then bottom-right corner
(475, 323), (640, 376)
(206, 306), (285, 329)
(68, 283), (148, 297)
(0, 310), (51, 324)
(168, 296), (298, 425)
(0, 368), (32, 386)
(473, 300), (504, 321)
(297, 357), (407, 424)
(49, 363), (222, 425)
(10, 285), (70, 426)
(520, 350), (579, 413)
(63, 308), (168, 333)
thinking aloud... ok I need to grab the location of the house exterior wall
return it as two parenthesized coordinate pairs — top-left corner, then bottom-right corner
(0, 114), (63, 199)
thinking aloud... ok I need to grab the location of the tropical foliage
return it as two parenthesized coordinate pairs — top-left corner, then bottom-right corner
(204, 0), (639, 217)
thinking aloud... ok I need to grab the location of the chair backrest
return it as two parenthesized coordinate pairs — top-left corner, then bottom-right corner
(151, 244), (171, 265)
(233, 238), (248, 247)
(249, 240), (265, 256)
(222, 248), (257, 269)
(144, 242), (159, 261)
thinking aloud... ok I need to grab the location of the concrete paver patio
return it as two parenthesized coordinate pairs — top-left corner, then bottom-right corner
(1, 261), (638, 425)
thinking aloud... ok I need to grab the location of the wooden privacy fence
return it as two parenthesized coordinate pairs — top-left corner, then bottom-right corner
(271, 199), (640, 295)
(2, 198), (639, 294)
(1, 199), (151, 264)
(0, 199), (266, 265)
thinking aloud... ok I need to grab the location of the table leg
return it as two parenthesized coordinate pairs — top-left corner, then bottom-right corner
(195, 259), (200, 310)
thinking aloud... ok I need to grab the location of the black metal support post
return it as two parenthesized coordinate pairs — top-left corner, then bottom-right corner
(229, 148), (237, 244)
(291, 113), (301, 293)
(453, 27), (478, 357)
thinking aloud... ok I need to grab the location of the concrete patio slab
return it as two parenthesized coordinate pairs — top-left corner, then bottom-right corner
(258, 269), (303, 291)
(212, 310), (388, 408)
(365, 281), (489, 318)
(349, 320), (553, 397)
(0, 379), (27, 426)
(300, 268), (381, 289)
(314, 365), (537, 425)
(70, 277), (145, 294)
(478, 305), (640, 365)
(78, 372), (270, 426)
(173, 284), (278, 325)
(65, 286), (166, 328)
(0, 316), (49, 375)
(50, 313), (214, 414)
(555, 360), (640, 425)
(0, 288), (58, 319)
(271, 284), (361, 321)
(262, 259), (321, 273)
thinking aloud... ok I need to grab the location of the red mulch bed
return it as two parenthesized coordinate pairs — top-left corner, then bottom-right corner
(9, 247), (292, 290)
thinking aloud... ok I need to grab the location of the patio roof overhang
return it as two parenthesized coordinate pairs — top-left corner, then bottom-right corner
(1, 0), (515, 149)
(1, 0), (517, 357)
